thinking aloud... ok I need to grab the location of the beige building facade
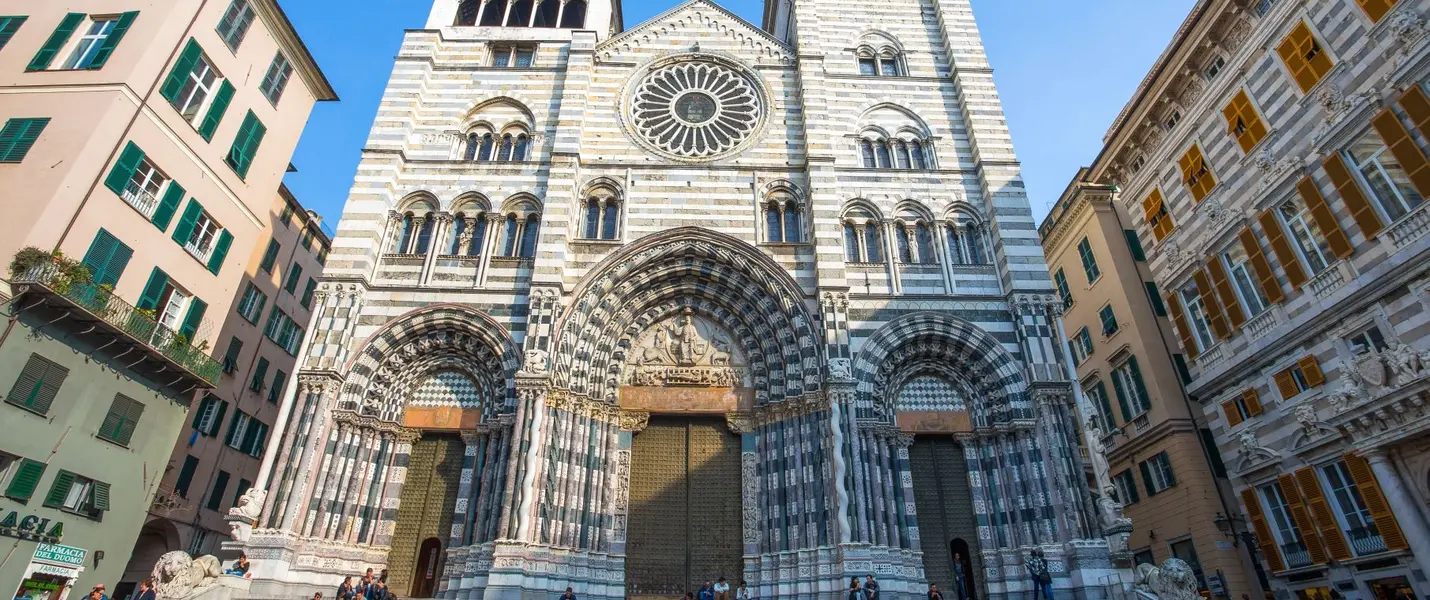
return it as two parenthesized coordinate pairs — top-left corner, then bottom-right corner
(0, 1), (332, 597)
(1061, 1), (1430, 599)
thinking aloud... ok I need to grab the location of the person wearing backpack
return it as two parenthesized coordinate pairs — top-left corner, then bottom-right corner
(1025, 548), (1054, 600)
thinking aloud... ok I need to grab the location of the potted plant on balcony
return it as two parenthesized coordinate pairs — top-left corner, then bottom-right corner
(8, 248), (92, 295)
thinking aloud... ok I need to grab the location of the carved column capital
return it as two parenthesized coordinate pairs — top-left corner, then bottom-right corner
(618, 410), (650, 432)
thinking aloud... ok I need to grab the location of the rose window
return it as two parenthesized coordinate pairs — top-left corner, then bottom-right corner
(630, 61), (762, 159)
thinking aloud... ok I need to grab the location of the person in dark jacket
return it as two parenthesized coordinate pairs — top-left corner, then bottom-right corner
(1026, 548), (1053, 600)
(847, 577), (865, 600)
(338, 576), (355, 600)
(864, 575), (879, 600)
(134, 580), (156, 600)
(698, 581), (716, 600)
(927, 584), (944, 600)
(559, 587), (577, 600)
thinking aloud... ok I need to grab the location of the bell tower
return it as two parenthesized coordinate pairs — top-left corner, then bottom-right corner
(426, 0), (623, 40)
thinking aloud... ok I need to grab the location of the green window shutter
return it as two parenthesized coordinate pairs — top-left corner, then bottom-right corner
(301, 279), (317, 309)
(208, 400), (228, 436)
(247, 422), (268, 456)
(84, 11), (136, 69)
(1124, 229), (1146, 261)
(285, 264), (303, 293)
(206, 230), (233, 274)
(7, 354), (68, 415)
(224, 412), (242, 446)
(222, 337), (242, 371)
(1111, 368), (1133, 424)
(81, 229), (133, 287)
(179, 297), (207, 340)
(1139, 461), (1156, 497)
(1094, 381), (1116, 427)
(4, 459), (45, 503)
(192, 395), (213, 429)
(269, 370), (286, 402)
(240, 419), (260, 454)
(226, 111), (266, 179)
(1145, 282), (1168, 317)
(42, 470), (75, 508)
(207, 471), (230, 511)
(170, 199), (202, 245)
(151, 181), (185, 231)
(250, 357), (269, 391)
(26, 13), (83, 71)
(1160, 451), (1177, 487)
(103, 141), (144, 195)
(174, 455), (199, 497)
(260, 240), (280, 272)
(1128, 356), (1150, 412)
(0, 16), (28, 51)
(0, 118), (51, 163)
(198, 80), (234, 141)
(136, 268), (169, 311)
(160, 39), (202, 103)
(90, 481), (111, 512)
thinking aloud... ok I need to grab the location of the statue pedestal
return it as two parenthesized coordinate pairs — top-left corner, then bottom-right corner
(168, 575), (250, 600)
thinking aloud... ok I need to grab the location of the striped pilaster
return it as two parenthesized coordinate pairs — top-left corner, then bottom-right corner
(372, 430), (418, 548)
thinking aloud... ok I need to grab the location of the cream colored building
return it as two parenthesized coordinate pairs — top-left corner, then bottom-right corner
(1062, 0), (1430, 599)
(0, 1), (332, 597)
(1041, 172), (1265, 599)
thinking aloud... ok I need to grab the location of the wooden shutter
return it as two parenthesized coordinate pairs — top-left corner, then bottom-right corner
(179, 298), (207, 340)
(103, 141), (145, 196)
(208, 400), (228, 436)
(42, 470), (75, 508)
(0, 17), (27, 51)
(160, 39), (203, 103)
(1400, 86), (1430, 138)
(26, 13), (84, 71)
(224, 412), (243, 446)
(261, 240), (280, 272)
(90, 481), (111, 512)
(136, 268), (169, 311)
(1324, 153), (1384, 238)
(1274, 368), (1300, 399)
(175, 456), (198, 497)
(1139, 461), (1156, 496)
(84, 11), (137, 69)
(1258, 210), (1309, 289)
(1193, 269), (1231, 339)
(81, 229), (133, 288)
(1278, 473), (1330, 564)
(1298, 355), (1325, 386)
(0, 118), (51, 163)
(230, 111), (267, 179)
(1239, 228), (1285, 305)
(1243, 388), (1263, 417)
(152, 180), (184, 231)
(249, 423), (268, 457)
(1206, 257), (1246, 330)
(1111, 368), (1134, 423)
(1222, 400), (1244, 427)
(1344, 454), (1409, 551)
(1128, 357), (1150, 412)
(1372, 108), (1430, 197)
(1294, 467), (1352, 561)
(1296, 177), (1354, 259)
(207, 231), (233, 274)
(192, 395), (214, 429)
(1357, 0), (1395, 23)
(8, 354), (68, 415)
(1166, 293), (1200, 358)
(198, 80), (235, 141)
(4, 459), (45, 502)
(171, 199), (203, 246)
(1242, 487), (1286, 571)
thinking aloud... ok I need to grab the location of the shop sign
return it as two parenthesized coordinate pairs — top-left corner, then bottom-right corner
(33, 543), (86, 568)
(1207, 573), (1226, 597)
(32, 563), (80, 579)
(0, 509), (64, 543)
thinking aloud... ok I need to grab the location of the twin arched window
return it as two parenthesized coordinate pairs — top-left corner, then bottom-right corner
(895, 221), (936, 264)
(464, 132), (529, 162)
(446, 210), (490, 256)
(500, 210), (540, 258)
(763, 193), (804, 243)
(856, 46), (904, 76)
(859, 138), (928, 169)
(459, 0), (586, 28)
(580, 188), (620, 240)
(945, 217), (988, 265)
(842, 220), (884, 263)
(393, 210), (436, 255)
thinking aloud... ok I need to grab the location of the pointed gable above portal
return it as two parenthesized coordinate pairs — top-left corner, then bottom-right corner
(597, 0), (792, 65)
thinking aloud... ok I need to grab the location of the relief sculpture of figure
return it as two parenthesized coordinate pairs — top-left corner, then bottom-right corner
(670, 310), (706, 365)
(710, 335), (732, 366)
(639, 328), (670, 366)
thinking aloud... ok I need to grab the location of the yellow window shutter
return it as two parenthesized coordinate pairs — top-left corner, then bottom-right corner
(1274, 368), (1300, 399)
(1222, 97), (1242, 135)
(1278, 473), (1330, 564)
(1307, 37), (1334, 83)
(1277, 26), (1318, 93)
(1294, 467), (1353, 562)
(1344, 454), (1409, 551)
(1371, 108), (1430, 197)
(1143, 189), (1162, 223)
(1258, 210), (1309, 289)
(1166, 293), (1200, 359)
(1356, 0), (1393, 24)
(1243, 388), (1263, 416)
(1399, 86), (1430, 138)
(1193, 269), (1231, 340)
(1206, 257), (1246, 330)
(1298, 355), (1325, 387)
(1324, 153), (1385, 238)
(1242, 487), (1286, 572)
(1222, 400), (1244, 427)
(1239, 227), (1285, 304)
(1296, 176), (1354, 259)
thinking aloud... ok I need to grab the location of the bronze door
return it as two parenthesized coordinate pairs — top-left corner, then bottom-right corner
(909, 436), (983, 598)
(627, 416), (743, 599)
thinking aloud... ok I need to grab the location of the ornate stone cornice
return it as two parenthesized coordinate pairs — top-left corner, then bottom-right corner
(331, 409), (419, 439)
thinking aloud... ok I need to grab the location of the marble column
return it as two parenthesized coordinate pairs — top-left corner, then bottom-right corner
(1366, 450), (1430, 579)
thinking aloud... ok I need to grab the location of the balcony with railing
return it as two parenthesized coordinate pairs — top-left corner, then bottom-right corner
(1348, 525), (1387, 556)
(121, 184), (160, 220)
(184, 240), (215, 263)
(1280, 540), (1313, 569)
(12, 260), (220, 390)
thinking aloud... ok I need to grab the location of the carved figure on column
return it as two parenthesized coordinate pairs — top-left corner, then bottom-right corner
(225, 488), (266, 542)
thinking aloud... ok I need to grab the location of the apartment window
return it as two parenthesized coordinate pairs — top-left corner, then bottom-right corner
(1054, 269), (1073, 310)
(1223, 90), (1269, 153)
(1346, 325), (1388, 357)
(122, 158), (169, 217)
(1274, 356), (1324, 399)
(1179, 144), (1217, 202)
(1277, 22), (1334, 94)
(280, 203), (295, 227)
(299, 279), (318, 310)
(1222, 389), (1262, 427)
(192, 394), (227, 436)
(170, 49), (221, 122)
(0, 17), (26, 52)
(97, 394), (143, 446)
(1221, 243), (1270, 319)
(1254, 0), (1275, 16)
(317, 247), (328, 266)
(181, 206), (222, 263)
(188, 529), (209, 556)
(1321, 461), (1386, 555)
(284, 264), (303, 294)
(62, 17), (119, 69)
(1144, 188), (1175, 242)
(1113, 469), (1140, 505)
(221, 337), (242, 374)
(225, 111), (267, 179)
(44, 471), (109, 520)
(137, 268), (208, 341)
(6, 354), (68, 415)
(1086, 380), (1117, 430)
(171, 199), (234, 274)
(1203, 55), (1226, 80)
(206, 470), (230, 511)
(1140, 452), (1177, 495)
(1124, 230), (1146, 261)
(1178, 282), (1216, 352)
(1070, 327), (1093, 366)
(225, 412), (268, 457)
(269, 370), (286, 404)
(1164, 109), (1182, 131)
(1097, 306), (1118, 337)
(2, 454), (44, 503)
(260, 239), (280, 273)
(216, 0), (255, 50)
(249, 356), (269, 393)
(0, 118), (50, 163)
(264, 308), (303, 355)
(1077, 237), (1100, 283)
(300, 228), (315, 251)
(1345, 128), (1424, 224)
(1357, 0), (1400, 23)
(1276, 196), (1333, 276)
(1145, 282), (1168, 317)
(173, 455), (199, 499)
(225, 413), (251, 450)
(259, 52), (293, 105)
(237, 283), (267, 324)
(1261, 482), (1312, 568)
(492, 45), (535, 68)
(1112, 356), (1151, 420)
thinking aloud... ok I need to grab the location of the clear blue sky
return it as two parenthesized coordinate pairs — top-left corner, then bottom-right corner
(279, 0), (1197, 227)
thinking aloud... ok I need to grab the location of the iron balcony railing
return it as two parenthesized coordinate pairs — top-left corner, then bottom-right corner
(1348, 525), (1388, 556)
(14, 261), (221, 385)
(1281, 540), (1313, 569)
(121, 185), (160, 219)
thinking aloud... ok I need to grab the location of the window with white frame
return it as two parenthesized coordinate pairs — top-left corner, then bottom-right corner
(1113, 469), (1140, 505)
(1320, 460), (1386, 555)
(1099, 304), (1119, 336)
(195, 394), (223, 434)
(123, 159), (167, 218)
(1178, 281), (1216, 351)
(1261, 482), (1312, 568)
(172, 52), (221, 122)
(1085, 380), (1116, 430)
(216, 0), (255, 50)
(259, 52), (293, 105)
(1276, 196), (1333, 275)
(1345, 128), (1425, 223)
(1112, 356), (1151, 418)
(1221, 243), (1270, 319)
(225, 412), (252, 450)
(1346, 325), (1388, 357)
(62, 17), (119, 70)
(492, 45), (535, 68)
(185, 210), (222, 262)
(155, 282), (192, 335)
(236, 283), (267, 323)
(1070, 327), (1093, 365)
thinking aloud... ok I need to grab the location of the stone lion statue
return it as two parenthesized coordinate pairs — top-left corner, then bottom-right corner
(226, 487), (265, 542)
(151, 551), (222, 599)
(1133, 558), (1199, 600)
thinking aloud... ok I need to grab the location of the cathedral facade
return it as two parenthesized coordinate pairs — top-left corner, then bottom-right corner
(237, 0), (1121, 598)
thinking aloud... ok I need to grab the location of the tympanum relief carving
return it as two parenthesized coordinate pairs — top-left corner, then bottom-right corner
(627, 308), (748, 387)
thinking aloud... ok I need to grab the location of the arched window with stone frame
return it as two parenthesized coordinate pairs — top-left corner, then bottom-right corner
(762, 189), (804, 244)
(840, 202), (885, 263)
(391, 197), (438, 255)
(560, 0), (586, 27)
(459, 99), (535, 162)
(447, 195), (492, 256)
(478, 0), (507, 25)
(456, 0), (482, 25)
(532, 0), (559, 26)
(579, 182), (622, 241)
(945, 208), (989, 266)
(853, 33), (906, 76)
(855, 106), (936, 169)
(498, 197), (541, 258)
(893, 204), (937, 265)
(506, 0), (533, 26)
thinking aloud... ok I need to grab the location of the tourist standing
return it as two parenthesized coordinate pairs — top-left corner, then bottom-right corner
(952, 553), (966, 600)
(1026, 548), (1053, 600)
(714, 577), (730, 600)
